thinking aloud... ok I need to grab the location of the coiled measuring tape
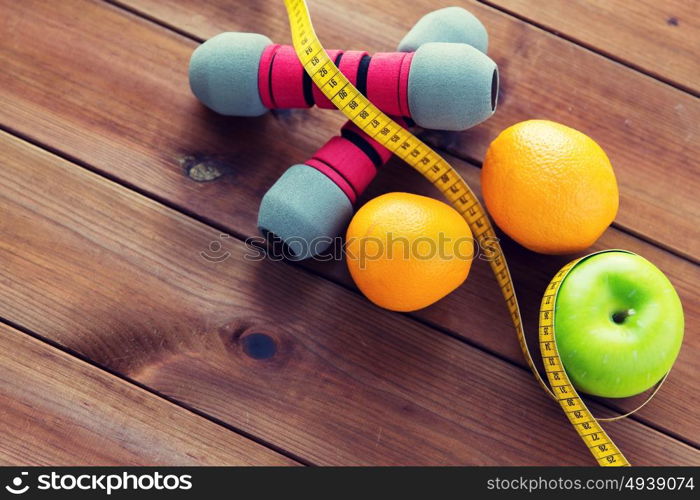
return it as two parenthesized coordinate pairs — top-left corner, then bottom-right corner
(283, 0), (640, 466)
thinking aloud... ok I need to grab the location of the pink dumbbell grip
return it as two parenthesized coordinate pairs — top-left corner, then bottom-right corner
(305, 120), (403, 204)
(258, 45), (413, 118)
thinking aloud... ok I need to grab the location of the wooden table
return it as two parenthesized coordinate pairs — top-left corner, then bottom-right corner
(0, 0), (697, 465)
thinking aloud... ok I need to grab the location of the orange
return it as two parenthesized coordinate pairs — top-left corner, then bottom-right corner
(481, 120), (618, 254)
(345, 192), (473, 312)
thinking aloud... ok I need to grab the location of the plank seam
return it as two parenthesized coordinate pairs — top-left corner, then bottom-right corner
(2, 125), (697, 452)
(476, 0), (699, 97)
(105, 0), (203, 43)
(0, 314), (310, 466)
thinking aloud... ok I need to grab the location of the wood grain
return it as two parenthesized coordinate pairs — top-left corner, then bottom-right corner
(109, 0), (700, 259)
(479, 0), (700, 94)
(1, 131), (697, 465)
(0, 323), (295, 465)
(0, 0), (697, 445)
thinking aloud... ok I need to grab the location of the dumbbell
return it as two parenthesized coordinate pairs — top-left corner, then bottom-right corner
(189, 8), (497, 131)
(258, 119), (402, 259)
(256, 8), (495, 259)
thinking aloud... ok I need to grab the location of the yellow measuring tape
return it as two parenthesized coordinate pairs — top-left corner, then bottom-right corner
(283, 0), (638, 466)
(538, 252), (629, 466)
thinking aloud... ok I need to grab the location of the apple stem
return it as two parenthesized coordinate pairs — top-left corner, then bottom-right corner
(612, 308), (636, 324)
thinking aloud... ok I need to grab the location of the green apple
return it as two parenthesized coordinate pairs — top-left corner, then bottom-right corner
(555, 251), (683, 398)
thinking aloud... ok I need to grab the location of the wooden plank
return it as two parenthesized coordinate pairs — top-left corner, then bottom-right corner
(0, 323), (295, 465)
(479, 0), (700, 94)
(1, 132), (697, 465)
(0, 0), (697, 444)
(108, 0), (700, 259)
